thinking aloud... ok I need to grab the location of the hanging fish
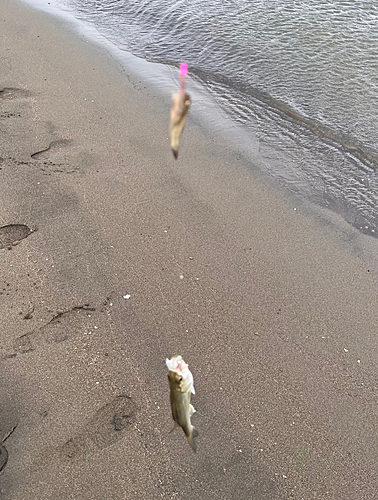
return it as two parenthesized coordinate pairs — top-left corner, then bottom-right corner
(166, 355), (199, 453)
(169, 63), (191, 159)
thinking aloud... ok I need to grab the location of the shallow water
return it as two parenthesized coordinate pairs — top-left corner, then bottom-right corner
(32, 0), (378, 235)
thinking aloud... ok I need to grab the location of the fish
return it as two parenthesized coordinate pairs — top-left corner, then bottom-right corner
(169, 63), (191, 159)
(166, 355), (199, 453)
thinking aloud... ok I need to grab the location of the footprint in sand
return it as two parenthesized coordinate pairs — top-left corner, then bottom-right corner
(0, 224), (34, 249)
(61, 395), (137, 460)
(30, 139), (81, 174)
(30, 139), (72, 160)
(0, 426), (17, 474)
(31, 395), (137, 469)
(3, 304), (96, 359)
(0, 445), (8, 474)
(0, 87), (31, 100)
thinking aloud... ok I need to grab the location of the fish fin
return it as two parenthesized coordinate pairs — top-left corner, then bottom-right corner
(189, 404), (196, 417)
(187, 426), (199, 453)
(169, 421), (179, 433)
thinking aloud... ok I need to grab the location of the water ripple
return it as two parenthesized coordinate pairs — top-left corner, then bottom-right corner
(61, 0), (378, 235)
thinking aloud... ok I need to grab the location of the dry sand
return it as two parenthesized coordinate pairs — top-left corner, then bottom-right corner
(1, 1), (377, 498)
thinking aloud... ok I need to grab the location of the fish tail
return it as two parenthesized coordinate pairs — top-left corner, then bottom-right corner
(187, 426), (199, 453)
(171, 148), (178, 159)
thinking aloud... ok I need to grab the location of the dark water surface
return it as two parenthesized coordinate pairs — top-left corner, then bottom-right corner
(30, 0), (378, 235)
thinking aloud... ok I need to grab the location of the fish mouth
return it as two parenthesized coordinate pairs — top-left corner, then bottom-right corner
(166, 356), (188, 373)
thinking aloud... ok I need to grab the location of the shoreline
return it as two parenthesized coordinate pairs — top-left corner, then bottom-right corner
(1, 1), (377, 499)
(20, 0), (378, 241)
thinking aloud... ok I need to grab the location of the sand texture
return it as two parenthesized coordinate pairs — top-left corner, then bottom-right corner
(1, 1), (377, 498)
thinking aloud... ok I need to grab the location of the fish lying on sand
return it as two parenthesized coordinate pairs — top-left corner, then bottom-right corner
(166, 355), (199, 453)
(169, 63), (191, 159)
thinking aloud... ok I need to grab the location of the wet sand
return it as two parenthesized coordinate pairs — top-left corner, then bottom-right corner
(1, 1), (377, 498)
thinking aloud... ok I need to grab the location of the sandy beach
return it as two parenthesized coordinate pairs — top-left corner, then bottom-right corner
(1, 1), (377, 498)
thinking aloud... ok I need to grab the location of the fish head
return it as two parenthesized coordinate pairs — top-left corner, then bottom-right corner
(170, 91), (190, 123)
(166, 356), (195, 395)
(168, 370), (185, 392)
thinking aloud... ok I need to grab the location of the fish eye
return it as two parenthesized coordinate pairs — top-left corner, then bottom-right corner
(178, 377), (183, 382)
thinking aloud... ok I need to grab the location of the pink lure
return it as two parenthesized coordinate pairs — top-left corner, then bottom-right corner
(179, 63), (188, 77)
